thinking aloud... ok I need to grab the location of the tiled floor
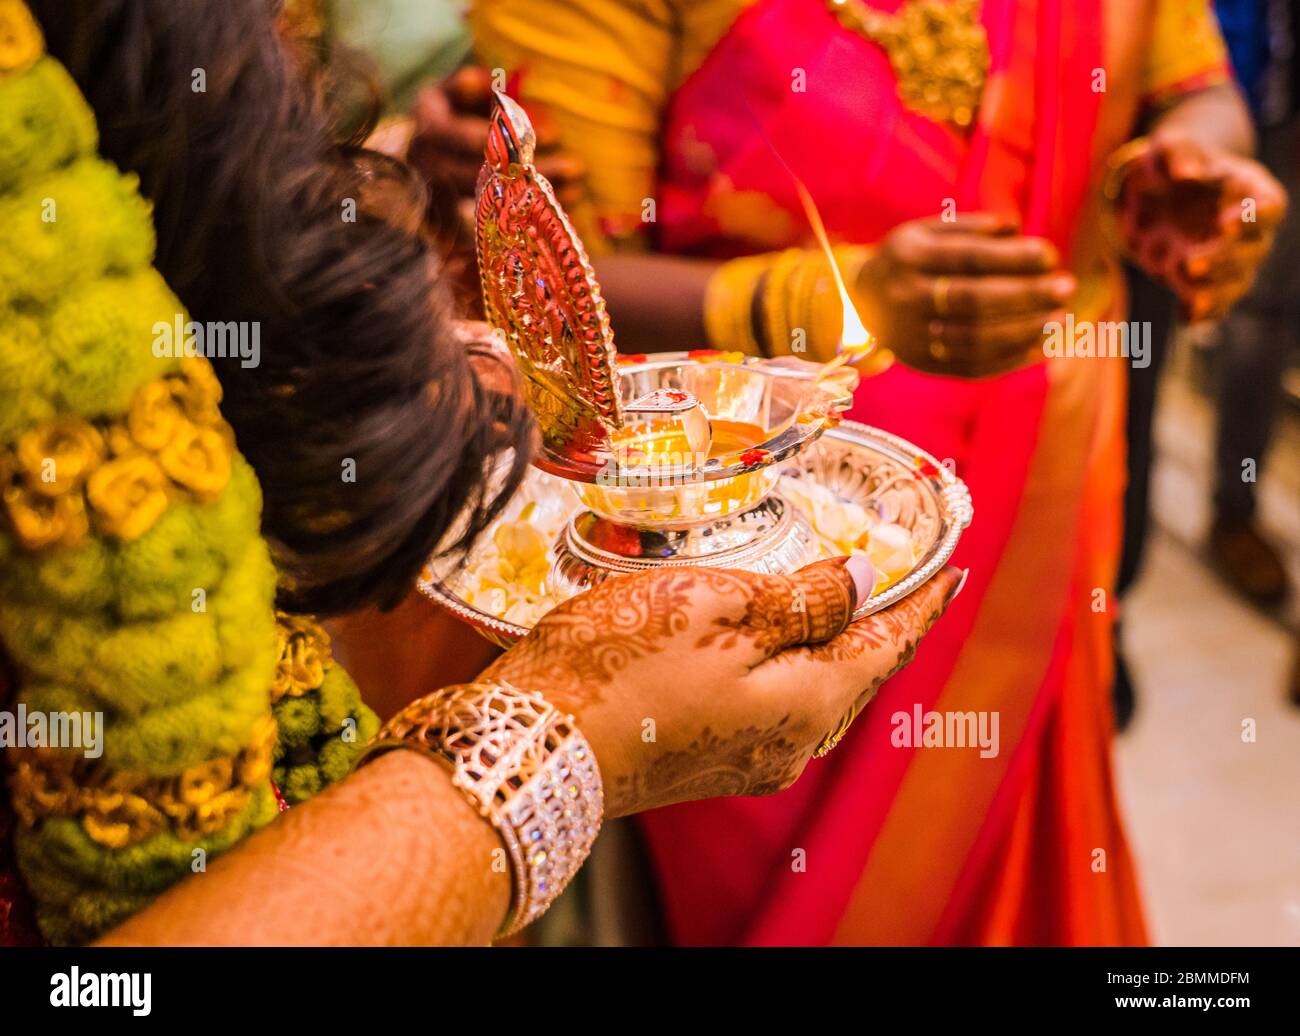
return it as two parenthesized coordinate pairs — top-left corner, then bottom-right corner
(1114, 343), (1300, 946)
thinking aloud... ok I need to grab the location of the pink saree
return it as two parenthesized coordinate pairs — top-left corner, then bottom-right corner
(637, 0), (1147, 945)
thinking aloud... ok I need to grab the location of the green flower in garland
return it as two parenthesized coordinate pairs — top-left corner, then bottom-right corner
(0, 55), (95, 194)
(270, 617), (378, 805)
(0, 160), (156, 312)
(0, 16), (376, 944)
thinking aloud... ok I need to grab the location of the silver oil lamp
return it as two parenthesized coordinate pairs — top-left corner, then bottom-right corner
(421, 94), (973, 647)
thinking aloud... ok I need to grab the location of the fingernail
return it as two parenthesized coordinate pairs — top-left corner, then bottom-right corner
(845, 555), (877, 607)
(1051, 274), (1076, 300)
(946, 567), (970, 605)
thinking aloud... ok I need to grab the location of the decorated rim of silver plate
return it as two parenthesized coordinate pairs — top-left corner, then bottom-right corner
(418, 419), (974, 638)
(831, 421), (973, 618)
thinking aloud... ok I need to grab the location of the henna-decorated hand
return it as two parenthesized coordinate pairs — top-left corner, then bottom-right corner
(1115, 130), (1287, 322)
(484, 558), (964, 817)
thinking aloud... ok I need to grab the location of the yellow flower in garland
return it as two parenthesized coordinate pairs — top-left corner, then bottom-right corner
(3, 482), (89, 549)
(14, 416), (104, 497)
(125, 379), (184, 453)
(2, 364), (239, 549)
(173, 760), (230, 809)
(85, 453), (169, 540)
(81, 788), (166, 852)
(0, 0), (41, 75)
(10, 714), (278, 851)
(157, 421), (231, 502)
(272, 612), (332, 702)
(170, 356), (224, 426)
(103, 423), (137, 458)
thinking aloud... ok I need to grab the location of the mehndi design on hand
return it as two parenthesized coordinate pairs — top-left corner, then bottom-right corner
(485, 559), (961, 817)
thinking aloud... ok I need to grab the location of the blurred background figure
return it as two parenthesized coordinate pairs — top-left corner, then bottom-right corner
(1211, 0), (1300, 712)
(1208, 0), (1297, 614)
(1116, 0), (1299, 731)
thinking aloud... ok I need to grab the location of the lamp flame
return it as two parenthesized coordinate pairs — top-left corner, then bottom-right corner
(792, 179), (874, 353)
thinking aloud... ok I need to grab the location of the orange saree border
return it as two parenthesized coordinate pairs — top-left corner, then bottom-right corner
(939, 350), (1146, 945)
(830, 0), (1145, 947)
(832, 349), (1118, 943)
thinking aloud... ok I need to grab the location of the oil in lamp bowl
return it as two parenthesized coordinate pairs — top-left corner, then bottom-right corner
(575, 353), (850, 525)
(544, 351), (851, 596)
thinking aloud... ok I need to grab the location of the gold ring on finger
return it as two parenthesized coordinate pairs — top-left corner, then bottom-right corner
(814, 701), (863, 758)
(931, 275), (952, 316)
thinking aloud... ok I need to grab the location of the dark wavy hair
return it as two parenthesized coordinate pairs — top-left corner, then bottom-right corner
(33, 0), (532, 614)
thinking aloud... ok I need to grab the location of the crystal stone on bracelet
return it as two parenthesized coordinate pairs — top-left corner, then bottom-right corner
(508, 733), (603, 930)
(370, 681), (604, 937)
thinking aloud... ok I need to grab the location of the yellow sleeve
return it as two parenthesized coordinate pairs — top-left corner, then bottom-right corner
(469, 0), (676, 251)
(469, 0), (750, 251)
(1141, 0), (1233, 109)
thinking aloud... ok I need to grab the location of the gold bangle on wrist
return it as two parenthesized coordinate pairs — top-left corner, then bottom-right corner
(760, 248), (804, 357)
(357, 680), (604, 939)
(706, 245), (889, 368)
(703, 254), (771, 355)
(1102, 135), (1152, 206)
(768, 245), (876, 362)
(1099, 135), (1152, 264)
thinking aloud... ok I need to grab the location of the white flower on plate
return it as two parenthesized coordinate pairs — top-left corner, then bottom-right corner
(779, 474), (917, 592)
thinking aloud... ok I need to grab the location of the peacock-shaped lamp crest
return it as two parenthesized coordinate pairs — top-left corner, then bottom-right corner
(475, 91), (625, 476)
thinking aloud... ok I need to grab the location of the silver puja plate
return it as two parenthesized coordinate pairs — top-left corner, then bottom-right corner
(420, 420), (973, 648)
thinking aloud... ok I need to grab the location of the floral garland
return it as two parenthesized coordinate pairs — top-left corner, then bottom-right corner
(0, 0), (376, 944)
(271, 613), (378, 805)
(9, 716), (278, 849)
(2, 361), (232, 550)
